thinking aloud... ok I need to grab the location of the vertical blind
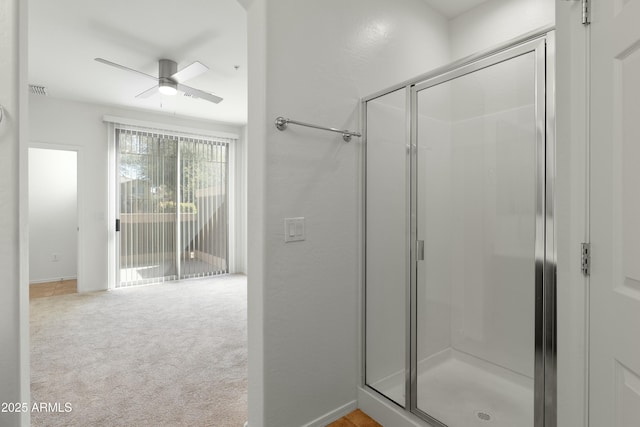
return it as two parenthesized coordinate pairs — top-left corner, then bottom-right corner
(117, 127), (230, 287)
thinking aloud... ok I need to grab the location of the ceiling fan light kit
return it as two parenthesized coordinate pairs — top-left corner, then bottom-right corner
(158, 84), (177, 96)
(158, 59), (178, 96)
(95, 57), (223, 104)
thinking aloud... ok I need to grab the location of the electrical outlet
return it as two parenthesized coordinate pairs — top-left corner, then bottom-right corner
(52, 253), (59, 262)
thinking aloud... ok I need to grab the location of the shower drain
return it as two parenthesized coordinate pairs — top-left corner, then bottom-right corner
(476, 411), (492, 421)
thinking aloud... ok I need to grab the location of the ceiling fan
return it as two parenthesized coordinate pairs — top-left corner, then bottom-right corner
(95, 57), (223, 104)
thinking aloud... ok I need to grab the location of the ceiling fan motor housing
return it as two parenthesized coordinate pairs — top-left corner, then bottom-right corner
(159, 59), (178, 92)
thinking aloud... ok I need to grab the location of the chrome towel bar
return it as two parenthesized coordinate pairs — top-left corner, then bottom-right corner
(274, 116), (361, 142)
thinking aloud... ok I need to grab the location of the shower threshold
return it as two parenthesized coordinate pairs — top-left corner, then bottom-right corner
(372, 349), (534, 427)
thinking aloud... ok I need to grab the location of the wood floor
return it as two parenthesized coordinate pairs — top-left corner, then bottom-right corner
(327, 410), (382, 427)
(29, 279), (77, 299)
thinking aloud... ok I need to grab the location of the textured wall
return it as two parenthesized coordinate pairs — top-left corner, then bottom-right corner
(450, 0), (554, 60)
(247, 0), (450, 425)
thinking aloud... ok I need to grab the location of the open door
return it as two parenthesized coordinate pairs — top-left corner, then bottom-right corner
(589, 1), (640, 425)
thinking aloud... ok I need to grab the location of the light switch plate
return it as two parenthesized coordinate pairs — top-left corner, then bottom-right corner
(284, 217), (305, 242)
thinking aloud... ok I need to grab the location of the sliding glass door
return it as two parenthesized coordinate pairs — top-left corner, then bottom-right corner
(116, 128), (229, 287)
(179, 137), (229, 278)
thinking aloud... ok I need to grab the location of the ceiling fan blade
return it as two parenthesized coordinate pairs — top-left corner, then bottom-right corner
(171, 61), (208, 83)
(135, 85), (159, 99)
(177, 84), (223, 104)
(95, 58), (157, 81)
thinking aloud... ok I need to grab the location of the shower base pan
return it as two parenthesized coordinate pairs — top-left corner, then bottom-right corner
(371, 349), (534, 427)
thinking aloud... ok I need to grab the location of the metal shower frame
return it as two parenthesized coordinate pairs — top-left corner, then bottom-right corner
(360, 27), (556, 427)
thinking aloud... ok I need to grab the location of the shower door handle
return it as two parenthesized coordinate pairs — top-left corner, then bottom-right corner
(416, 240), (425, 261)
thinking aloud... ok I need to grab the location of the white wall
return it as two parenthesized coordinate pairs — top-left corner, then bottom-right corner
(0, 0), (29, 425)
(247, 0), (450, 425)
(29, 95), (247, 292)
(246, 0), (267, 424)
(28, 148), (78, 283)
(450, 0), (554, 60)
(234, 125), (248, 273)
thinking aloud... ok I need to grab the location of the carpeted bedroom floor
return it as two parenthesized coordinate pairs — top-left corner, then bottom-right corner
(30, 274), (247, 427)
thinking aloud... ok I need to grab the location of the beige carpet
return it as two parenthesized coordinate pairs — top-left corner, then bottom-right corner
(30, 274), (247, 427)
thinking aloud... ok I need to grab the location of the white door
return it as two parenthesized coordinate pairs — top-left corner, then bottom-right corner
(589, 1), (640, 426)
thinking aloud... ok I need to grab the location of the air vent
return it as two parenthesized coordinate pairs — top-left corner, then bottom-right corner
(29, 85), (48, 96)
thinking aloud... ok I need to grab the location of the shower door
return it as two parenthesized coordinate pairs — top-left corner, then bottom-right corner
(412, 39), (550, 427)
(363, 32), (555, 427)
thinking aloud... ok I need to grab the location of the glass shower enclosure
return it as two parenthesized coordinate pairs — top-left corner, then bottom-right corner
(363, 31), (555, 427)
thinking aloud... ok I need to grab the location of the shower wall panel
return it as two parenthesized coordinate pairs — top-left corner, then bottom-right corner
(414, 53), (537, 379)
(447, 54), (536, 378)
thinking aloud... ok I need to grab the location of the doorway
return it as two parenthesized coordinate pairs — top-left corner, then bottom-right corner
(28, 147), (78, 298)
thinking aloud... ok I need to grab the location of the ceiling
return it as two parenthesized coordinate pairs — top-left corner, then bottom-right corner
(29, 0), (248, 125)
(422, 0), (491, 19)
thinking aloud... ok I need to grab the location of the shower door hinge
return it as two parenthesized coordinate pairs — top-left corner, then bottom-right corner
(564, 0), (590, 25)
(582, 0), (590, 25)
(581, 242), (590, 276)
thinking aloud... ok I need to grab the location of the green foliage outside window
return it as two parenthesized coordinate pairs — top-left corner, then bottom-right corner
(159, 201), (198, 214)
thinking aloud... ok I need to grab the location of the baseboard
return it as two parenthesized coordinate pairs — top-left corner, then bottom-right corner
(302, 400), (358, 427)
(30, 276), (77, 285)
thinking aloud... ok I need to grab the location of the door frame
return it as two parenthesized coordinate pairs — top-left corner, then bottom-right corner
(107, 118), (238, 289)
(28, 142), (83, 293)
(554, 2), (590, 426)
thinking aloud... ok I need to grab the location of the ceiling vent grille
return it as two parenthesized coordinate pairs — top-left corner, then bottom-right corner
(29, 85), (48, 96)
